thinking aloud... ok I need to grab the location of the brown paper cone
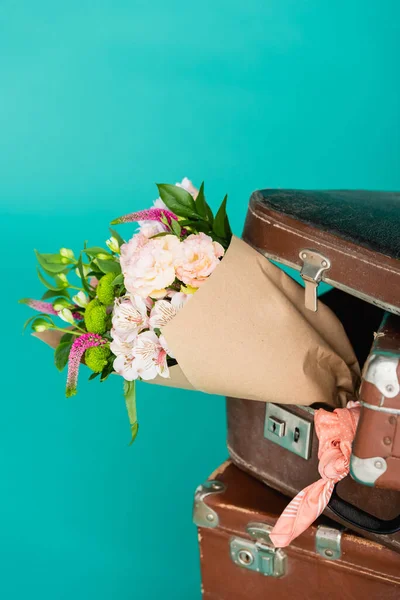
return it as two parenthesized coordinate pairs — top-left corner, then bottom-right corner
(161, 236), (360, 407)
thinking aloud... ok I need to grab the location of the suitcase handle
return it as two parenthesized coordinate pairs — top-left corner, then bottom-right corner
(328, 487), (400, 535)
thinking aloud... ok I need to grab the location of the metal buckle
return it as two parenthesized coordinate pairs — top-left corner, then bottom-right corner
(230, 522), (286, 577)
(299, 249), (331, 311)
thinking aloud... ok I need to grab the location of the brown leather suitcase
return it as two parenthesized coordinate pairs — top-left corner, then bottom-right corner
(194, 461), (400, 600)
(351, 313), (400, 490)
(227, 189), (400, 551)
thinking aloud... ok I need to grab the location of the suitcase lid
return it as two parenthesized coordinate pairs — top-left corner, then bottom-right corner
(197, 462), (400, 583)
(243, 190), (400, 315)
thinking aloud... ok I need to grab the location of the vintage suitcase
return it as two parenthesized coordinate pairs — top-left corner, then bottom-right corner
(227, 189), (400, 550)
(194, 461), (400, 600)
(351, 313), (400, 490)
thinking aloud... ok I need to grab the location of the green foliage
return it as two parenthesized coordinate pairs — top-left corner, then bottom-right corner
(54, 341), (73, 371)
(34, 250), (73, 275)
(84, 299), (107, 334)
(96, 273), (116, 305)
(157, 183), (199, 219)
(213, 195), (232, 245)
(195, 182), (214, 224)
(109, 227), (125, 247)
(85, 345), (111, 373)
(123, 380), (139, 444)
(96, 258), (121, 274)
(37, 268), (67, 291)
(41, 289), (70, 300)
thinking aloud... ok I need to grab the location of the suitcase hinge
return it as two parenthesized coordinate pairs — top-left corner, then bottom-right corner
(299, 249), (331, 312)
(193, 480), (226, 528)
(315, 526), (342, 560)
(230, 522), (287, 577)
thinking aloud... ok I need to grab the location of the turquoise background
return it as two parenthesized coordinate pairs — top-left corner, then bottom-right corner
(2, 1), (399, 598)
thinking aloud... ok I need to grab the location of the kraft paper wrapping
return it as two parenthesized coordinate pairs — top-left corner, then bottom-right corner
(161, 236), (360, 407)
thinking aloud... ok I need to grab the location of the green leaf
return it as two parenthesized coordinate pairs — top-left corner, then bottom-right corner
(88, 372), (100, 380)
(213, 195), (232, 243)
(109, 227), (125, 247)
(195, 182), (214, 224)
(123, 380), (139, 445)
(170, 219), (182, 237)
(111, 273), (124, 286)
(42, 289), (70, 300)
(54, 341), (72, 372)
(37, 268), (66, 291)
(96, 258), (121, 274)
(192, 221), (211, 235)
(157, 183), (199, 219)
(84, 246), (112, 258)
(35, 250), (69, 274)
(77, 254), (92, 295)
(60, 333), (73, 344)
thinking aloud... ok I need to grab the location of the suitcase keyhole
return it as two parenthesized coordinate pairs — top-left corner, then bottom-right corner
(294, 427), (300, 443)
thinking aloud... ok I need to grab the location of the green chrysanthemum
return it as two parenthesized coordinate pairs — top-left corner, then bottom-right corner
(97, 273), (116, 305)
(85, 345), (111, 373)
(84, 299), (107, 334)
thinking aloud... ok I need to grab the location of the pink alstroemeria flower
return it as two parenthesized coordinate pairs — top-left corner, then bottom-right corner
(66, 333), (107, 397)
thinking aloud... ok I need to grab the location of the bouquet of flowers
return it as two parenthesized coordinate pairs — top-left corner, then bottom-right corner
(21, 178), (359, 442)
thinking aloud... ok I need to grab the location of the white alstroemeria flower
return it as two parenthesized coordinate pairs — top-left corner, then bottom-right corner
(58, 308), (75, 325)
(72, 291), (89, 308)
(109, 330), (134, 357)
(149, 293), (188, 329)
(131, 331), (170, 380)
(113, 353), (141, 381)
(106, 236), (120, 253)
(112, 295), (149, 342)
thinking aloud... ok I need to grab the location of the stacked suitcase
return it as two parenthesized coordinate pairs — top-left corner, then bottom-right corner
(194, 190), (400, 599)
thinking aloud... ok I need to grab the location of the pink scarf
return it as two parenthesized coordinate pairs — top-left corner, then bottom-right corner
(269, 402), (360, 548)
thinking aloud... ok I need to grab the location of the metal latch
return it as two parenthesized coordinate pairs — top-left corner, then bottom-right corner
(193, 480), (226, 528)
(264, 404), (313, 460)
(230, 522), (286, 577)
(315, 526), (342, 560)
(299, 249), (331, 312)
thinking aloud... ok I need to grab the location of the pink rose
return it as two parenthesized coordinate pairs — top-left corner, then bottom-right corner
(174, 233), (224, 288)
(123, 234), (180, 299)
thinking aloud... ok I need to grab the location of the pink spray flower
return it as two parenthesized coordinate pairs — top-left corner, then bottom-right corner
(110, 208), (178, 226)
(66, 333), (107, 397)
(20, 298), (83, 321)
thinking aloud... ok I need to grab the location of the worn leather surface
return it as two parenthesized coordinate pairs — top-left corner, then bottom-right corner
(352, 313), (400, 489)
(244, 194), (400, 312)
(199, 463), (400, 600)
(255, 189), (400, 259)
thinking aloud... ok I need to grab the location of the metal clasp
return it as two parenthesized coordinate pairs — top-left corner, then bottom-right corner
(299, 249), (331, 312)
(230, 522), (287, 577)
(316, 526), (342, 560)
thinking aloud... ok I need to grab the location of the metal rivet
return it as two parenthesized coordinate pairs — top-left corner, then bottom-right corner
(389, 416), (396, 426)
(374, 460), (384, 470)
(386, 384), (394, 394)
(301, 252), (307, 259)
(384, 436), (392, 446)
(321, 260), (328, 267)
(324, 549), (334, 557)
(212, 483), (220, 490)
(206, 513), (215, 522)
